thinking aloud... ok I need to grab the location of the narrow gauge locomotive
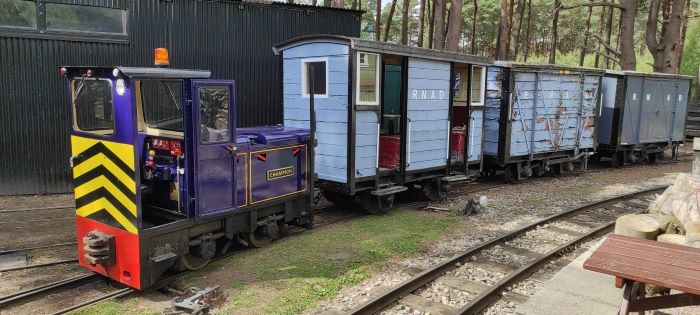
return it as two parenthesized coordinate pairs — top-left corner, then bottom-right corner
(274, 35), (493, 213)
(483, 62), (604, 182)
(63, 52), (313, 290)
(597, 70), (692, 166)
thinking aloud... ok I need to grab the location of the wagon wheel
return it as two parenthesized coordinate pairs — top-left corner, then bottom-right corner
(551, 163), (563, 176)
(324, 191), (357, 209)
(423, 180), (447, 201)
(647, 152), (658, 164)
(360, 192), (394, 214)
(611, 151), (625, 168)
(504, 164), (520, 184)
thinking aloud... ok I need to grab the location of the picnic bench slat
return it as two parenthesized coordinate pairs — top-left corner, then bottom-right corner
(595, 242), (700, 272)
(610, 235), (700, 258)
(583, 234), (700, 296)
(584, 256), (700, 296)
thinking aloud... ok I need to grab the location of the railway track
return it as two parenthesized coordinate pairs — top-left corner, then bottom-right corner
(0, 203), (372, 315)
(348, 186), (665, 315)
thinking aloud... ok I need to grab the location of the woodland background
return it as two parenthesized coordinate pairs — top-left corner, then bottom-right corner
(292, 0), (700, 99)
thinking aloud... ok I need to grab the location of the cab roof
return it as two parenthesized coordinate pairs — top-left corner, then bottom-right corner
(62, 66), (211, 79)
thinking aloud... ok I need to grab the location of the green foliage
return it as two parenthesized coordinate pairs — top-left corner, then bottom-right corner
(0, 0), (36, 27)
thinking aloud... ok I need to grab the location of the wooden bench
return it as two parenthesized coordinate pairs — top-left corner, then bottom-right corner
(583, 234), (700, 314)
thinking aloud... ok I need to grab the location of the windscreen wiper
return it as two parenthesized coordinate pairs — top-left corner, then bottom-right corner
(164, 81), (181, 111)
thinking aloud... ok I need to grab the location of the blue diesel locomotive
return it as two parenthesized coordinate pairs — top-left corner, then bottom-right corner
(63, 52), (313, 289)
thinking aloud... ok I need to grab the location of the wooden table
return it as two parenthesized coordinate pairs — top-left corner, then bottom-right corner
(583, 234), (700, 314)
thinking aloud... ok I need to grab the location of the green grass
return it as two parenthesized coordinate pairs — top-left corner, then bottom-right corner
(206, 208), (457, 314)
(69, 299), (159, 315)
(72, 209), (458, 315)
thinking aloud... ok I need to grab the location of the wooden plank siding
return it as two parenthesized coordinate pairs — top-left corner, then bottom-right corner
(406, 58), (451, 171)
(282, 42), (350, 183)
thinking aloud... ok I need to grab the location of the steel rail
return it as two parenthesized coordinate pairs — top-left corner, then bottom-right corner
(0, 274), (100, 308)
(0, 206), (75, 214)
(50, 288), (133, 315)
(0, 242), (77, 255)
(0, 258), (79, 272)
(348, 185), (666, 314)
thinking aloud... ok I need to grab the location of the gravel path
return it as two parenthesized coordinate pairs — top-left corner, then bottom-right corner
(309, 159), (690, 314)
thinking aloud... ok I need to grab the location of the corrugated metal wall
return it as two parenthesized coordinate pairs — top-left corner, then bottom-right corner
(0, 0), (361, 195)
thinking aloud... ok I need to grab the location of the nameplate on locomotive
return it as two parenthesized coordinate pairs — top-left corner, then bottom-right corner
(267, 167), (295, 180)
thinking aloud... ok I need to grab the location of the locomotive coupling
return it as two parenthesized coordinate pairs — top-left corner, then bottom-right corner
(83, 231), (116, 266)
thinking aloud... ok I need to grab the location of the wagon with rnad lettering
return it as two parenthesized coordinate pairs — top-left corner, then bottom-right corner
(596, 70), (692, 166)
(63, 49), (313, 290)
(483, 62), (605, 182)
(274, 35), (493, 213)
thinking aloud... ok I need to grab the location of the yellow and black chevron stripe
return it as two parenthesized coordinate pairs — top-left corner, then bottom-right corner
(71, 136), (138, 234)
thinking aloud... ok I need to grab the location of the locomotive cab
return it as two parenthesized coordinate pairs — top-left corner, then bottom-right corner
(63, 55), (313, 289)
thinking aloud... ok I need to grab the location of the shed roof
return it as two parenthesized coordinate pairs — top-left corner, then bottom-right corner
(493, 61), (606, 75)
(274, 35), (493, 65)
(605, 70), (694, 80)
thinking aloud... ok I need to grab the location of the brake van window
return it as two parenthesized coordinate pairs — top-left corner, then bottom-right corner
(73, 79), (114, 135)
(199, 86), (230, 143)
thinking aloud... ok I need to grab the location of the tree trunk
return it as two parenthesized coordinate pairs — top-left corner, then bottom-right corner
(351, 0), (357, 10)
(509, 0), (526, 60)
(594, 4), (606, 67)
(445, 0), (463, 51)
(509, 0), (525, 60)
(418, 0), (426, 47)
(677, 0), (691, 70)
(523, 0), (532, 61)
(579, 0), (594, 66)
(325, 0), (332, 6)
(384, 0), (398, 42)
(646, 0), (685, 73)
(470, 0), (478, 54)
(496, 0), (510, 59)
(618, 0), (636, 70)
(375, 0), (381, 41)
(287, 0), (295, 4)
(428, 0), (435, 48)
(334, 0), (344, 8)
(401, 0), (410, 45)
(433, 0), (446, 50)
(549, 0), (561, 64)
(313, 0), (318, 6)
(604, 0), (614, 68)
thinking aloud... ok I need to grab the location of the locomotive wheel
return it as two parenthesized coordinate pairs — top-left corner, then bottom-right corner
(244, 227), (273, 248)
(177, 254), (210, 271)
(359, 192), (393, 214)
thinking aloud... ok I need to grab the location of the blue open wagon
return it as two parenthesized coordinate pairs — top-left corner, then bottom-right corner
(597, 71), (692, 166)
(483, 62), (605, 182)
(274, 35), (492, 212)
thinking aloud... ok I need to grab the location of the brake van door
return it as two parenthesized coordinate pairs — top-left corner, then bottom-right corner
(189, 80), (236, 216)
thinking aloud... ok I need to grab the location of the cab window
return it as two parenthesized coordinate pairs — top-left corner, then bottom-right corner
(141, 80), (184, 132)
(73, 79), (114, 135)
(199, 86), (230, 143)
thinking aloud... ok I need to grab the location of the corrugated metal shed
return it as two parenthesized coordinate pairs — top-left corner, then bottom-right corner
(0, 0), (361, 195)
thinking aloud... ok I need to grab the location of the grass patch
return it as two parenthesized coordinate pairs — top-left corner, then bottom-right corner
(578, 186), (598, 196)
(196, 208), (457, 314)
(77, 209), (457, 315)
(69, 299), (158, 315)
